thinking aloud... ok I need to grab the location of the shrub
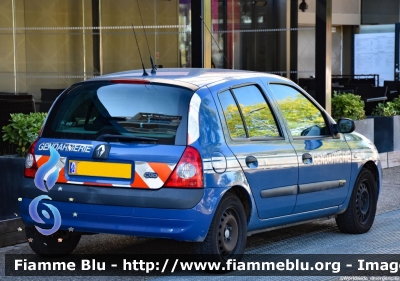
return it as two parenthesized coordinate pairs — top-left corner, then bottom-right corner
(331, 92), (365, 120)
(2, 112), (47, 156)
(372, 98), (400, 116)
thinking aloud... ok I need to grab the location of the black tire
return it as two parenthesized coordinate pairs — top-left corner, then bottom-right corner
(336, 168), (377, 234)
(26, 226), (81, 256)
(193, 192), (247, 265)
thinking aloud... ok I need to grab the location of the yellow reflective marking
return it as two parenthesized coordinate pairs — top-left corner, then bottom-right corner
(68, 160), (131, 179)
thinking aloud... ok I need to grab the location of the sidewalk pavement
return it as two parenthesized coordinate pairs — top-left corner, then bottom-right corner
(379, 165), (400, 214)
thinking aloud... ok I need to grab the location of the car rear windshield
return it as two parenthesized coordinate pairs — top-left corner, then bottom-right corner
(42, 81), (193, 145)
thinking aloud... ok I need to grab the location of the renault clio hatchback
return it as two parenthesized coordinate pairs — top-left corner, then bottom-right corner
(20, 68), (381, 261)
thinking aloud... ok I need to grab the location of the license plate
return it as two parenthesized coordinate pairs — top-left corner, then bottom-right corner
(68, 160), (132, 179)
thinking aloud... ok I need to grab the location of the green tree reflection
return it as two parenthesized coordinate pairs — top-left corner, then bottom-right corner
(223, 94), (325, 138)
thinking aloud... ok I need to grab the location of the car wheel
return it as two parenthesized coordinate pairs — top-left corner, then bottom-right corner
(26, 226), (81, 256)
(336, 168), (377, 234)
(194, 192), (247, 265)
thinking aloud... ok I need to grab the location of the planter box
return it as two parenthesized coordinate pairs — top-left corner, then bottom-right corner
(0, 218), (26, 247)
(354, 118), (374, 143)
(0, 156), (26, 246)
(373, 116), (400, 153)
(0, 156), (24, 220)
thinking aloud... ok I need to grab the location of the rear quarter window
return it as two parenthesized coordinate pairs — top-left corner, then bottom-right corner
(42, 82), (193, 145)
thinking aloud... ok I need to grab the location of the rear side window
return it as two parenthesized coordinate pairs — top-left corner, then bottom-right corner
(42, 82), (193, 145)
(218, 85), (281, 139)
(232, 86), (280, 138)
(218, 90), (246, 138)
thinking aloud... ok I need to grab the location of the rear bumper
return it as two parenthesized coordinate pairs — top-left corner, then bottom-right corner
(19, 179), (225, 242)
(20, 178), (204, 209)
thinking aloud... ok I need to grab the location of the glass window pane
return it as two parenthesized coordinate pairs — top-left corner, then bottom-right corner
(0, 1), (14, 94)
(232, 85), (280, 138)
(218, 90), (246, 138)
(211, 0), (287, 72)
(43, 82), (191, 145)
(268, 84), (329, 137)
(0, 0), (192, 107)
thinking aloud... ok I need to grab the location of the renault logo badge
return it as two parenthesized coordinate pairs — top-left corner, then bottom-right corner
(92, 144), (110, 159)
(96, 145), (106, 158)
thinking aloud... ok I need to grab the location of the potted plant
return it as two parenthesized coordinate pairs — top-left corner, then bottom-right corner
(331, 92), (373, 142)
(371, 97), (400, 153)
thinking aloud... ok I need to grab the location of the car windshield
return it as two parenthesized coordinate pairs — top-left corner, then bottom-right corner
(42, 81), (193, 145)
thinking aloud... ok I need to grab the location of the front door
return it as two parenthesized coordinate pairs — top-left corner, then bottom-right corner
(267, 83), (352, 213)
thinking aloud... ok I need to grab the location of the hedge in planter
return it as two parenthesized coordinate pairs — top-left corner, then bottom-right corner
(331, 92), (365, 121)
(372, 97), (400, 116)
(371, 97), (400, 153)
(331, 92), (374, 142)
(2, 112), (47, 156)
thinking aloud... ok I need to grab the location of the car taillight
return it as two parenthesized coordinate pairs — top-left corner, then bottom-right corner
(24, 139), (39, 178)
(164, 146), (203, 188)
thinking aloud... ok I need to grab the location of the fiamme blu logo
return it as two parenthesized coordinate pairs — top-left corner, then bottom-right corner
(28, 146), (62, 235)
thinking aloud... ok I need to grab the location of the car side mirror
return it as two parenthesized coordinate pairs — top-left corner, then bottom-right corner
(337, 118), (355, 134)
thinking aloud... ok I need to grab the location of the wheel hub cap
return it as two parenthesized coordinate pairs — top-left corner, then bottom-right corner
(218, 210), (239, 254)
(356, 182), (371, 224)
(224, 228), (230, 239)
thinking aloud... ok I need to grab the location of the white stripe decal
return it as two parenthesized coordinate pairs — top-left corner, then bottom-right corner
(112, 184), (132, 188)
(203, 162), (213, 170)
(167, 164), (176, 171)
(188, 93), (201, 145)
(58, 157), (66, 168)
(135, 162), (164, 189)
(35, 155), (42, 161)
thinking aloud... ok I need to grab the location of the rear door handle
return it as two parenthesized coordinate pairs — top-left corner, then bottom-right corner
(245, 156), (258, 168)
(302, 153), (312, 164)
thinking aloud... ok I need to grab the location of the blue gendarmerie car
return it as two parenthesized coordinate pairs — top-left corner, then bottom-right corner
(20, 68), (381, 262)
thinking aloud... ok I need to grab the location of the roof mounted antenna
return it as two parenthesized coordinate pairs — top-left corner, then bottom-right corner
(200, 15), (232, 69)
(136, 0), (157, 74)
(131, 23), (149, 76)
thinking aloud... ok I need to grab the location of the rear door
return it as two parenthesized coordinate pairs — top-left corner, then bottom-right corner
(39, 81), (192, 189)
(216, 83), (299, 219)
(266, 83), (352, 213)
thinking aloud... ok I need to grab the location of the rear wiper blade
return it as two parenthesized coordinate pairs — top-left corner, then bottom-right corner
(96, 134), (158, 142)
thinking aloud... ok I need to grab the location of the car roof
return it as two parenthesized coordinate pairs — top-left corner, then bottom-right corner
(88, 68), (288, 91)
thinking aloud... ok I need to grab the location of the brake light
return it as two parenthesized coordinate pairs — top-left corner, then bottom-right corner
(110, 79), (150, 84)
(164, 146), (203, 188)
(24, 139), (39, 178)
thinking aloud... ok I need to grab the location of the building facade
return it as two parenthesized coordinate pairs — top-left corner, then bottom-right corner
(0, 0), (397, 102)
